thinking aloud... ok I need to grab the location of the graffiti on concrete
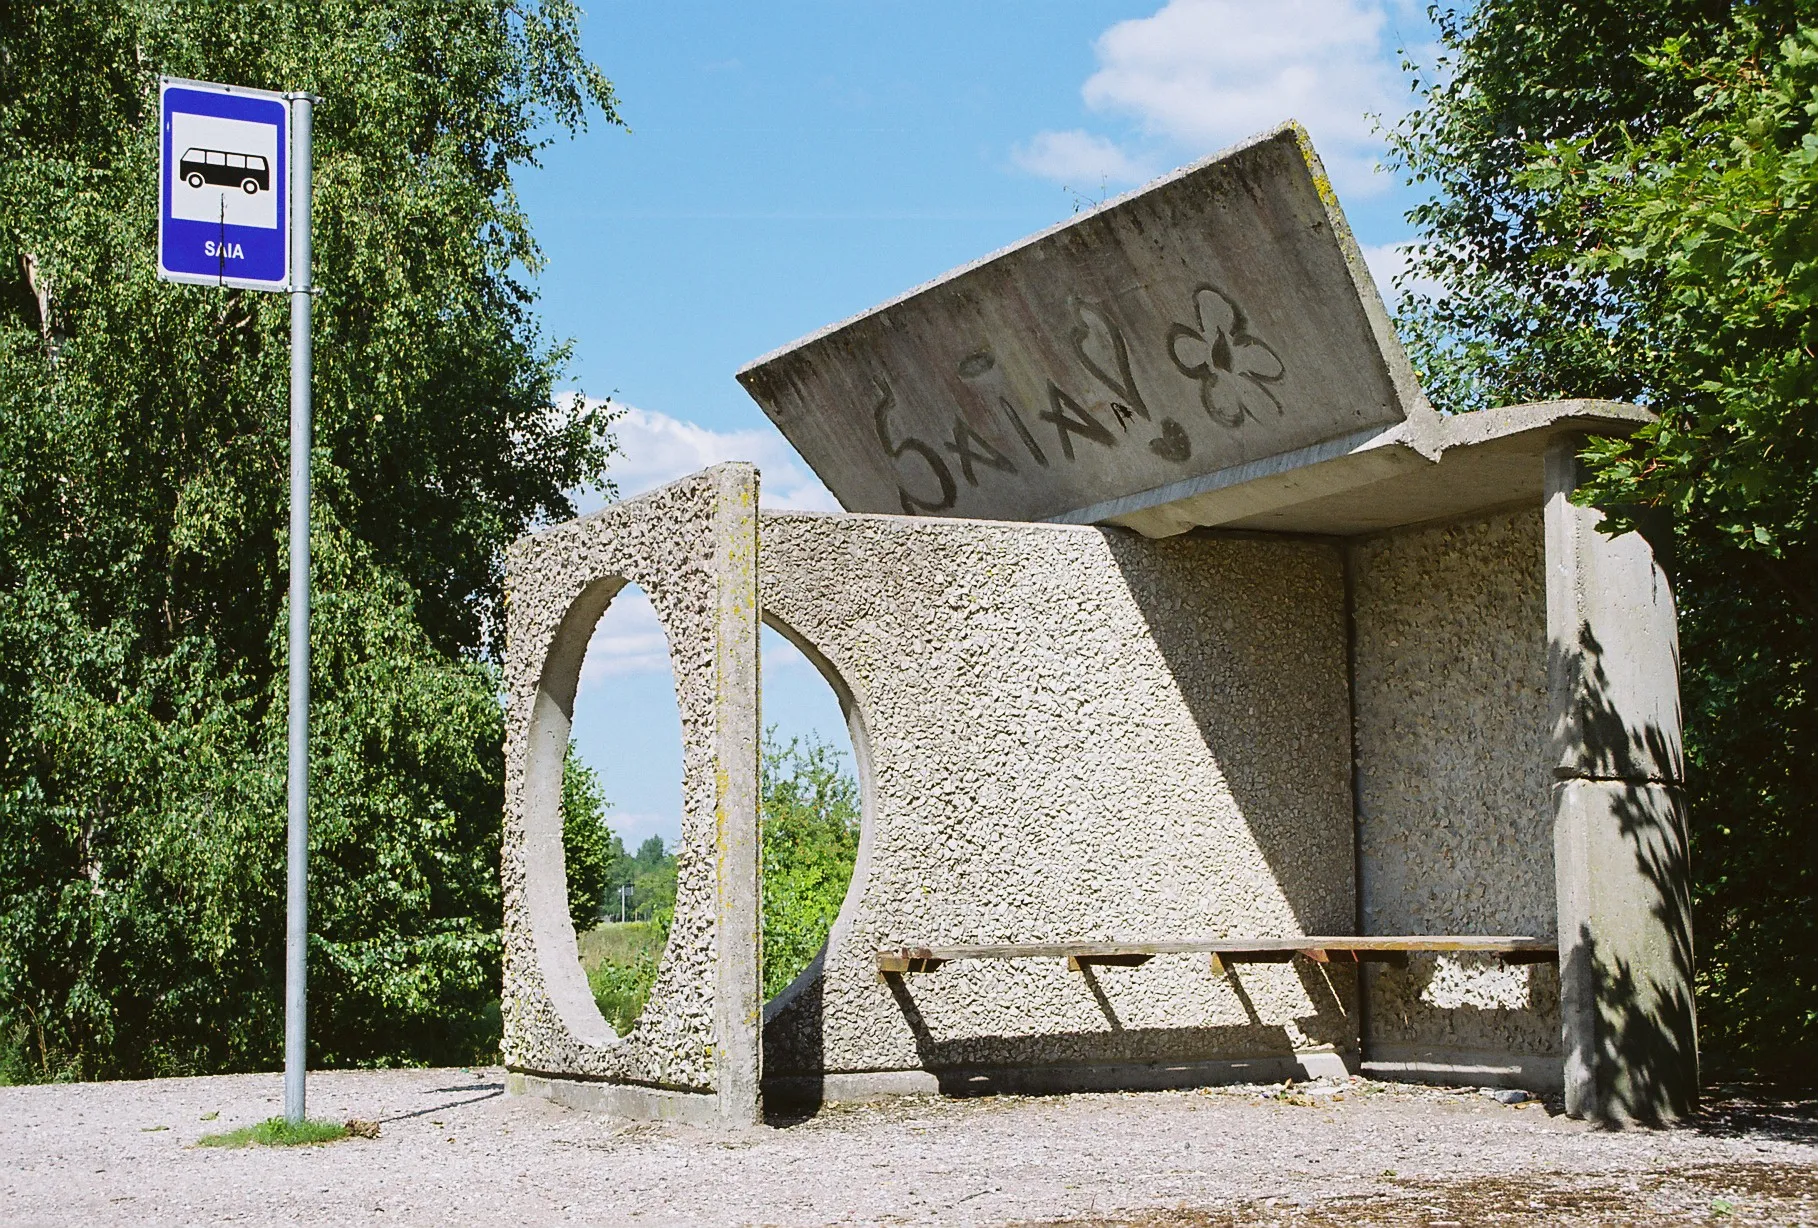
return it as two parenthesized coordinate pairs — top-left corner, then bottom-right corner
(1167, 286), (1286, 428)
(872, 287), (1288, 515)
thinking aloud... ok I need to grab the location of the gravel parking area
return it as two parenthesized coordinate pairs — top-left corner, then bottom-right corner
(1, 1068), (1813, 1225)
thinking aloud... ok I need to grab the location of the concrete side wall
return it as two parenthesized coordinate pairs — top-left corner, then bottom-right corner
(758, 513), (1356, 1084)
(500, 466), (760, 1123)
(1546, 438), (1695, 1124)
(1349, 509), (1561, 1083)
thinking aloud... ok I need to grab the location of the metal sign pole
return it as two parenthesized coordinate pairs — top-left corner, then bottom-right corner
(283, 91), (314, 1128)
(156, 77), (309, 1120)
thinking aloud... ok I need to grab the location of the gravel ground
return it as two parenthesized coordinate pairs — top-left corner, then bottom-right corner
(1, 1068), (1813, 1226)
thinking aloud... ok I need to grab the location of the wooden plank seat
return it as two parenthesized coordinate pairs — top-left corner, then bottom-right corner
(875, 936), (1557, 976)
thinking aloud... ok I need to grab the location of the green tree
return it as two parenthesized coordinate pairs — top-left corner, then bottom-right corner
(1393, 0), (1816, 1078)
(576, 728), (862, 1031)
(562, 748), (621, 933)
(761, 729), (860, 999)
(0, 1), (618, 1080)
(623, 835), (677, 924)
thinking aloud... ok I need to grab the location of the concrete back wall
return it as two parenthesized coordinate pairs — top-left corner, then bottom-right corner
(758, 512), (1356, 1090)
(1348, 508), (1562, 1086)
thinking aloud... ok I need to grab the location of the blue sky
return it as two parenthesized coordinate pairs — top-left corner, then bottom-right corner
(530, 0), (1444, 849)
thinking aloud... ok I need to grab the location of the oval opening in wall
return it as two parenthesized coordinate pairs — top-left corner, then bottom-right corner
(760, 619), (866, 1004)
(565, 580), (683, 1037)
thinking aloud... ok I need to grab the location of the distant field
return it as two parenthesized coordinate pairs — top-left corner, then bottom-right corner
(577, 921), (666, 975)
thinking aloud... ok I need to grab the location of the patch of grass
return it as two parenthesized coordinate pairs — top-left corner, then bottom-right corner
(197, 1117), (349, 1148)
(579, 921), (668, 1036)
(587, 949), (661, 1036)
(576, 920), (665, 970)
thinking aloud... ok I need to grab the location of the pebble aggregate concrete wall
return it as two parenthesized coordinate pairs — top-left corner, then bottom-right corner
(498, 477), (1606, 1113)
(500, 466), (760, 1125)
(1348, 510), (1562, 1089)
(757, 512), (1357, 1090)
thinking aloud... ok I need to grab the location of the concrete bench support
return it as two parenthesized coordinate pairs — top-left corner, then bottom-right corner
(1545, 437), (1697, 1124)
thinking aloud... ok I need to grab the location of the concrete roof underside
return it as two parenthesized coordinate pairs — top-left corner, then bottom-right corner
(1053, 400), (1654, 539)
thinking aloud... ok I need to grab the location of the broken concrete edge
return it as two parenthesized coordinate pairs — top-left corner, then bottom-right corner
(1441, 399), (1652, 452)
(1287, 122), (1443, 460)
(735, 121), (1328, 383)
(508, 1070), (725, 1127)
(1073, 399), (1654, 539)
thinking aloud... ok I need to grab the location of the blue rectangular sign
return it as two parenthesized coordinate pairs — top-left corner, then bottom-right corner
(158, 78), (290, 292)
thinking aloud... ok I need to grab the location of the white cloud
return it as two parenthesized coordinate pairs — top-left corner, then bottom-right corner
(572, 399), (841, 517)
(603, 810), (675, 852)
(578, 583), (824, 692)
(1011, 129), (1154, 188)
(566, 401), (843, 690)
(1020, 0), (1422, 196)
(579, 586), (671, 684)
(1359, 241), (1444, 306)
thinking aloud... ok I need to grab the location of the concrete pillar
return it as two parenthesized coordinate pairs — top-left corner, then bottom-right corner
(1545, 436), (1697, 1124)
(712, 463), (763, 1126)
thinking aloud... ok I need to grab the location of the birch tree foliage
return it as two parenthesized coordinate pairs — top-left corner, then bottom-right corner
(0, 0), (618, 1079)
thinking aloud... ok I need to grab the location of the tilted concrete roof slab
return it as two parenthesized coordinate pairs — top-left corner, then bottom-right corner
(738, 122), (1442, 528)
(739, 123), (1652, 538)
(730, 120), (1439, 527)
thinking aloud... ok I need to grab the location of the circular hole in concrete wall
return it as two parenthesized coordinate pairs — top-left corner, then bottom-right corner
(566, 581), (681, 1036)
(760, 621), (863, 1002)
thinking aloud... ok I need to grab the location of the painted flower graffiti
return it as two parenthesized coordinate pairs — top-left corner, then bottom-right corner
(1167, 287), (1285, 428)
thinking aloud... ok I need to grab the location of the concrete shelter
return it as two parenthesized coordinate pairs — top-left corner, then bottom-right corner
(501, 125), (1695, 1128)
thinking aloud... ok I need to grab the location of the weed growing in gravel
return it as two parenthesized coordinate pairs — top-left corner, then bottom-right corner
(198, 1118), (349, 1148)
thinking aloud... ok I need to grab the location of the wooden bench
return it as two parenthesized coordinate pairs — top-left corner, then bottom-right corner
(875, 936), (1557, 976)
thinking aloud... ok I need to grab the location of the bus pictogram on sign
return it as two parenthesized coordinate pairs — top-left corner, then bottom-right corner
(180, 148), (271, 194)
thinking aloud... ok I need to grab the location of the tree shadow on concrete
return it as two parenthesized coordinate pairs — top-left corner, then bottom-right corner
(1105, 523), (1698, 1125)
(1553, 616), (1697, 1125)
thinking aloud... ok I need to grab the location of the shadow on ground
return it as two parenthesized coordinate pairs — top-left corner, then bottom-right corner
(1691, 1085), (1818, 1145)
(376, 1080), (503, 1125)
(1020, 1159), (1818, 1226)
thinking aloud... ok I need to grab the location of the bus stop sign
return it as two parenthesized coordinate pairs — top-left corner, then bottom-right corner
(158, 77), (290, 291)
